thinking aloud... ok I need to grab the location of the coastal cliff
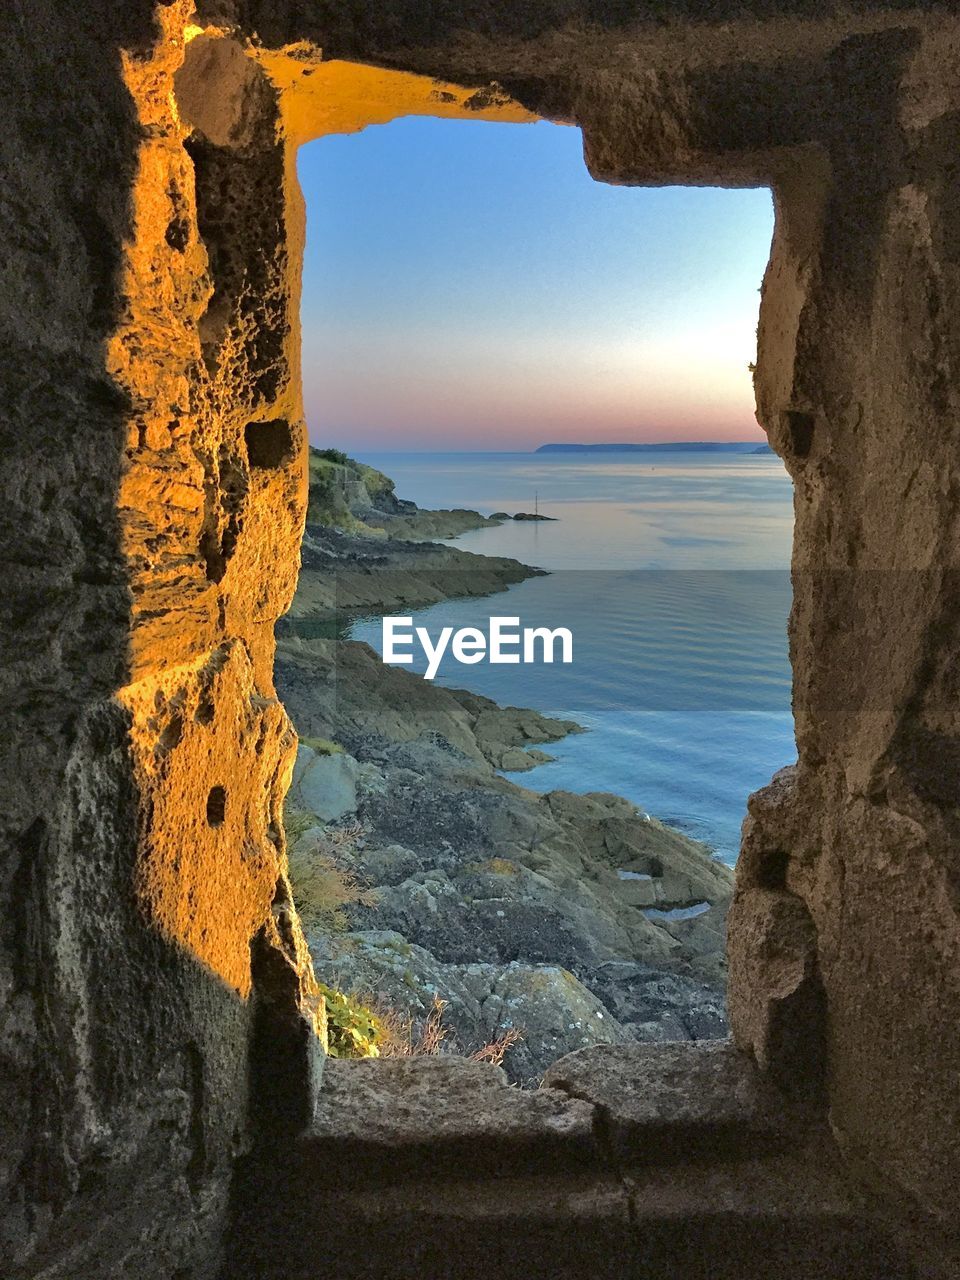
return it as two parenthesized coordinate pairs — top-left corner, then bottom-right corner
(276, 452), (733, 1082)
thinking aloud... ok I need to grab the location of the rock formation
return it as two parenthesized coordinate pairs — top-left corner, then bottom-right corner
(280, 660), (733, 1083)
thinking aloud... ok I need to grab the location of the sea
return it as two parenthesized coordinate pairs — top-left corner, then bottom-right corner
(349, 448), (796, 866)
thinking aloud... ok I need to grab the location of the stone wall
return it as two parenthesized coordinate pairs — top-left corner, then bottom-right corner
(1, 1), (958, 1276)
(0, 4), (320, 1275)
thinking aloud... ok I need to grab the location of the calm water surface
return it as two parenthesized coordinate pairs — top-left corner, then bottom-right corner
(350, 449), (796, 864)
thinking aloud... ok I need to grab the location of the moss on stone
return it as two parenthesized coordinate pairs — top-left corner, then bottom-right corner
(299, 736), (343, 756)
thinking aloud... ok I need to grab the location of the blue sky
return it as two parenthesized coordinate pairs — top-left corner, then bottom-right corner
(298, 117), (774, 451)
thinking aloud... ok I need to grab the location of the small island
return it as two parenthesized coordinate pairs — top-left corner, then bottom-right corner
(492, 510), (557, 522)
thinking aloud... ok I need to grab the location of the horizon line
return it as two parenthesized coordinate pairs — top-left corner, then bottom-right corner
(328, 440), (770, 454)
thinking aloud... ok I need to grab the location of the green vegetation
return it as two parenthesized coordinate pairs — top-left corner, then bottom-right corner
(318, 983), (383, 1058)
(282, 803), (315, 847)
(306, 446), (397, 531)
(298, 736), (343, 756)
(314, 982), (524, 1063)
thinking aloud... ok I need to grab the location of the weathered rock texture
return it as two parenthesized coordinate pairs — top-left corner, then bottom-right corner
(226, 1046), (919, 1280)
(1, 2), (959, 1277)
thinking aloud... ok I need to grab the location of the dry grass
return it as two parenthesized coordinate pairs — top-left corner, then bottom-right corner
(285, 804), (523, 1069)
(371, 995), (449, 1058)
(368, 993), (523, 1067)
(286, 817), (378, 931)
(469, 1026), (524, 1068)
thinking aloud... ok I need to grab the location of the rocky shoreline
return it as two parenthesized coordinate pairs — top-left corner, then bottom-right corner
(277, 451), (734, 1084)
(281, 450), (551, 626)
(283, 522), (544, 627)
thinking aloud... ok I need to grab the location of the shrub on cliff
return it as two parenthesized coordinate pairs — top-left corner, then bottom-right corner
(319, 989), (523, 1064)
(319, 984), (383, 1058)
(284, 814), (377, 932)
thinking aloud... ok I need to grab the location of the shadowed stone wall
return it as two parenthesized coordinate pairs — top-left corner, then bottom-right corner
(1, 4), (321, 1275)
(1, 1), (958, 1276)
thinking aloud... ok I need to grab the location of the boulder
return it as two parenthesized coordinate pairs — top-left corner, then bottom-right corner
(586, 961), (728, 1042)
(291, 743), (360, 821)
(474, 963), (631, 1086)
(310, 1056), (596, 1160)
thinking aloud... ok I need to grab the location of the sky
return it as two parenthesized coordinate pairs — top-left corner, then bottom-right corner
(298, 117), (775, 452)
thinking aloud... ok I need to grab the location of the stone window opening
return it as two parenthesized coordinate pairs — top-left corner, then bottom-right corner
(167, 27), (839, 1177)
(279, 108), (797, 1095)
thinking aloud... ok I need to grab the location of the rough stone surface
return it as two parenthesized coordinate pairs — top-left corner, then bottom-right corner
(4, 3), (960, 1277)
(283, 647), (735, 1083)
(309, 929), (641, 1083)
(311, 1056), (597, 1161)
(226, 1162), (921, 1280)
(727, 881), (826, 1107)
(225, 1049), (920, 1280)
(544, 1041), (793, 1162)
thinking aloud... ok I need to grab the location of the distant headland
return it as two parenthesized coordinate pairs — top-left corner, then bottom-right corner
(536, 441), (771, 454)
